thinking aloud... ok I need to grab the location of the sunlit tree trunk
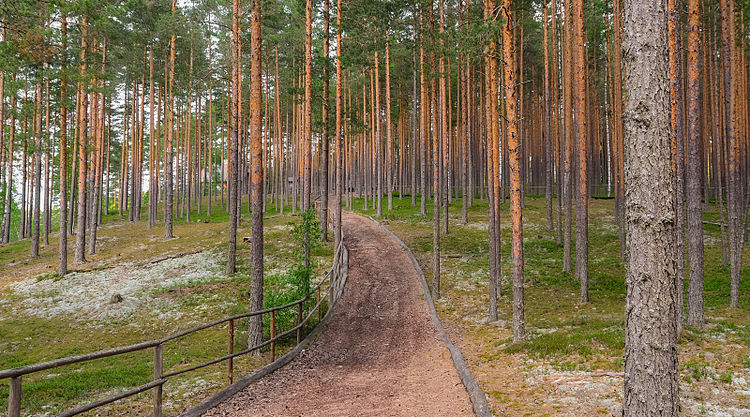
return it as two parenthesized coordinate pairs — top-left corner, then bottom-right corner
(248, 0), (264, 355)
(74, 17), (89, 264)
(502, 0), (525, 342)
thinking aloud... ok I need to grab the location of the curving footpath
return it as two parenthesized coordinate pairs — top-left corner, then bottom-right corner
(201, 213), (475, 417)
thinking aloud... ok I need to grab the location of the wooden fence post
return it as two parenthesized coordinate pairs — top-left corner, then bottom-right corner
(228, 319), (234, 384)
(270, 311), (276, 362)
(153, 344), (163, 417)
(297, 302), (303, 344)
(8, 376), (21, 417)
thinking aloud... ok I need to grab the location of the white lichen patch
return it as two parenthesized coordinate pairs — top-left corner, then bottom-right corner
(10, 250), (224, 320)
(466, 222), (489, 231)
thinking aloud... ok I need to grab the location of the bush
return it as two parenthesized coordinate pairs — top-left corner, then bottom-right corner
(264, 208), (322, 331)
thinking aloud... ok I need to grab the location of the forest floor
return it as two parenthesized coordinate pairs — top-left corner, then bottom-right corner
(352, 193), (750, 417)
(0, 197), (334, 416)
(2, 194), (748, 416)
(204, 213), (473, 417)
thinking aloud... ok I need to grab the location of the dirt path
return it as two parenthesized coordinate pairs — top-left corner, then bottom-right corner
(202, 213), (474, 417)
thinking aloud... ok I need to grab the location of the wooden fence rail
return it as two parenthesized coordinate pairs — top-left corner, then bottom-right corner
(1, 236), (348, 417)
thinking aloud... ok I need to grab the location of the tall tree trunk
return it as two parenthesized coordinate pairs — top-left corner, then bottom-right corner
(552, 0), (562, 246)
(1, 81), (14, 245)
(484, 0), (498, 321)
(58, 7), (68, 273)
(544, 4), (553, 231)
(31, 75), (42, 257)
(439, 0), (448, 234)
(622, 0), (679, 414)
(386, 31), (393, 212)
(0, 22), (4, 241)
(502, 1), (525, 342)
(148, 45), (156, 230)
(573, 0), (589, 302)
(460, 0), (470, 224)
(412, 9), (418, 209)
(375, 48), (382, 218)
(562, 0), (573, 274)
(686, 0), (705, 327)
(303, 0), (312, 211)
(43, 78), (50, 247)
(74, 17), (89, 264)
(227, 0), (240, 275)
(88, 42), (106, 255)
(719, 0), (742, 309)
(668, 0), (686, 333)
(334, 0), (343, 251)
(165, 0), (176, 239)
(613, 0), (626, 262)
(248, 0), (264, 355)
(321, 0), (330, 240)
(419, 9), (427, 216)
(428, 2), (440, 300)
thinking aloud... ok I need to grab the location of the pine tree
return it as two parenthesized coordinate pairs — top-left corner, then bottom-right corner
(622, 0), (679, 414)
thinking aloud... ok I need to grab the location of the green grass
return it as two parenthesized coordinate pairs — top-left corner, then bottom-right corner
(355, 193), (750, 366)
(0, 196), (334, 415)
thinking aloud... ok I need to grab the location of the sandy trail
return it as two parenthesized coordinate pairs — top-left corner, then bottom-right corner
(202, 213), (474, 417)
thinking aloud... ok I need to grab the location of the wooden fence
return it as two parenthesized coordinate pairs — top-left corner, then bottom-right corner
(1, 236), (348, 417)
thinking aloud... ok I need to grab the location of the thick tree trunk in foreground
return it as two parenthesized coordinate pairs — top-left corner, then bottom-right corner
(622, 0), (679, 414)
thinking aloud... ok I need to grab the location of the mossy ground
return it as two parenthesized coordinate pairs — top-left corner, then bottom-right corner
(0, 196), (333, 416)
(354, 192), (750, 416)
